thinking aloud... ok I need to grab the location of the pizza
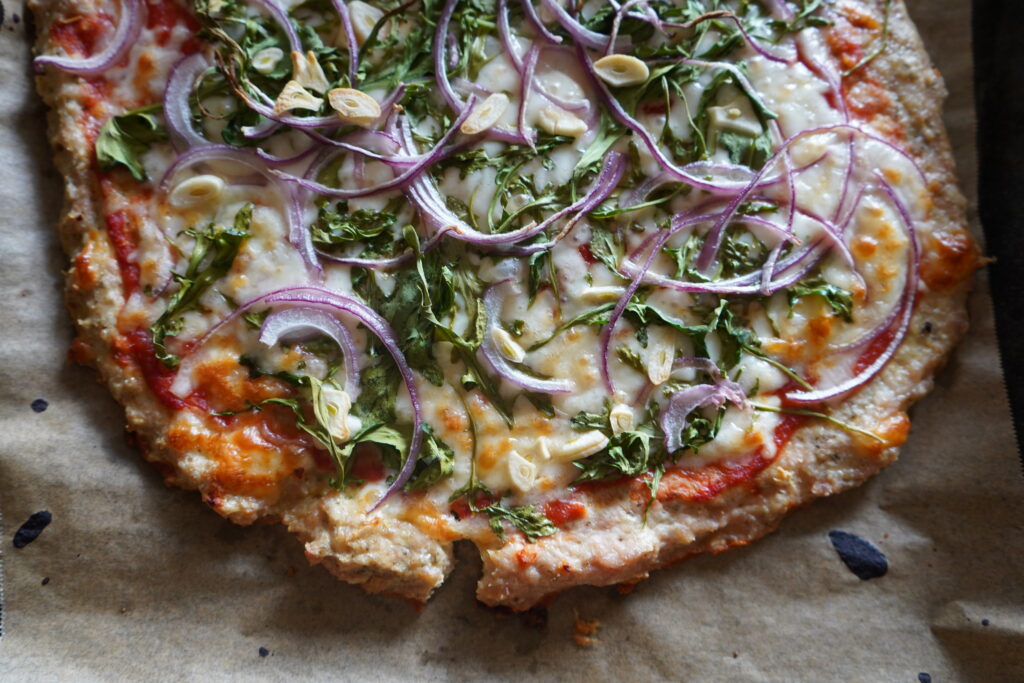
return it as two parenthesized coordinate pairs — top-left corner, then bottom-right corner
(30, 0), (976, 608)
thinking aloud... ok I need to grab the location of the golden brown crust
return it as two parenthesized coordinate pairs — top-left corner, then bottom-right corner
(30, 0), (976, 609)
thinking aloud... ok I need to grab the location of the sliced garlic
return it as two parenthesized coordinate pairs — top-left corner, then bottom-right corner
(707, 103), (762, 137)
(593, 54), (650, 88)
(327, 88), (381, 127)
(579, 285), (626, 303)
(460, 93), (510, 135)
(321, 386), (354, 444)
(347, 1), (384, 46)
(169, 174), (225, 209)
(291, 50), (330, 94)
(273, 80), (323, 115)
(507, 451), (538, 493)
(252, 47), (284, 75)
(490, 326), (526, 363)
(609, 404), (634, 435)
(536, 105), (588, 138)
(537, 436), (553, 461)
(555, 431), (610, 461)
(646, 341), (675, 386)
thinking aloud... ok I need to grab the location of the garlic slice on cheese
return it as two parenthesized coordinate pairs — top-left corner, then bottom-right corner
(328, 88), (381, 127)
(274, 80), (323, 115)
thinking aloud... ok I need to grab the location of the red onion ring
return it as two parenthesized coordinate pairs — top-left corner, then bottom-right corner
(250, 0), (302, 53)
(259, 306), (361, 396)
(164, 53), (211, 151)
(539, 0), (630, 51)
(331, 0), (360, 85)
(33, 0), (143, 75)
(480, 281), (574, 394)
(784, 175), (919, 404)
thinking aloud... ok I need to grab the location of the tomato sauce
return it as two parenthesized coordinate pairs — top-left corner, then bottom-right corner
(113, 329), (190, 410)
(852, 327), (895, 376)
(349, 444), (385, 482)
(542, 498), (587, 527)
(147, 0), (202, 52)
(104, 210), (141, 295)
(578, 243), (598, 265)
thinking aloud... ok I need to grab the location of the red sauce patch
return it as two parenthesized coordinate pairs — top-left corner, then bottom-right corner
(112, 329), (190, 411)
(542, 498), (587, 527)
(578, 243), (598, 265)
(147, 0), (202, 51)
(349, 444), (385, 482)
(104, 210), (141, 296)
(656, 446), (771, 504)
(50, 14), (111, 58)
(774, 413), (806, 451)
(853, 326), (896, 376)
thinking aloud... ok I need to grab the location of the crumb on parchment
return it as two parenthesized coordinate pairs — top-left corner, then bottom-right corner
(572, 616), (600, 648)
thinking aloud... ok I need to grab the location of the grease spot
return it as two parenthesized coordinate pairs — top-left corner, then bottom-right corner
(828, 530), (888, 580)
(14, 511), (52, 548)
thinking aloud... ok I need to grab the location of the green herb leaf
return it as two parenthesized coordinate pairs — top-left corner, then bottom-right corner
(151, 204), (252, 367)
(787, 278), (854, 322)
(96, 104), (167, 180)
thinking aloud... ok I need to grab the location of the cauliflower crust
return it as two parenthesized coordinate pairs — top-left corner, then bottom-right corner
(30, 0), (975, 610)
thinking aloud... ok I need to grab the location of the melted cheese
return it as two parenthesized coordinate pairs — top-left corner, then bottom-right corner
(99, 1), (927, 510)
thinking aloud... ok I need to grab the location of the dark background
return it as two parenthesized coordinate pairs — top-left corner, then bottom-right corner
(973, 1), (1024, 462)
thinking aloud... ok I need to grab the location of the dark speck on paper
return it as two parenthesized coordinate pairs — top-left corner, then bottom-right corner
(31, 398), (48, 413)
(13, 511), (52, 548)
(258, 647), (269, 658)
(41, 577), (50, 586)
(918, 673), (932, 683)
(982, 619), (990, 626)
(828, 530), (888, 580)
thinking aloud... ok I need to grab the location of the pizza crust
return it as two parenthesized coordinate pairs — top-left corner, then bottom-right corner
(30, 0), (975, 609)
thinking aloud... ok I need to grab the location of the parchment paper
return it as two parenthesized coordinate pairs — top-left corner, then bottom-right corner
(1, 1), (1021, 680)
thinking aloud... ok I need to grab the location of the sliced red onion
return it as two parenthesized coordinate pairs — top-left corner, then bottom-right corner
(434, 0), (466, 113)
(784, 176), (919, 404)
(159, 145), (321, 279)
(539, 0), (629, 51)
(660, 384), (737, 453)
(480, 281), (574, 394)
(518, 44), (540, 147)
(274, 105), (474, 199)
(259, 306), (361, 396)
(331, 0), (360, 85)
(251, 0), (302, 53)
(164, 54), (211, 151)
(33, 0), (143, 75)
(405, 138), (624, 247)
(519, 0), (564, 45)
(694, 123), (928, 273)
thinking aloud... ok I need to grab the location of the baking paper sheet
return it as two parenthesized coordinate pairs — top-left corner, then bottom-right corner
(1, 1), (1021, 679)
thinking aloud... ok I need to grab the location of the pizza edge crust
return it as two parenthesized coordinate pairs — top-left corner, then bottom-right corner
(27, 0), (976, 610)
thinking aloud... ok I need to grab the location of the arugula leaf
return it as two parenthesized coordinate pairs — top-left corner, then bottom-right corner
(482, 503), (556, 543)
(616, 346), (647, 374)
(96, 104), (167, 180)
(403, 424), (455, 490)
(351, 357), (400, 426)
(527, 303), (615, 351)
(151, 204), (252, 367)
(310, 201), (397, 246)
(717, 129), (773, 170)
(588, 227), (625, 277)
(787, 278), (854, 322)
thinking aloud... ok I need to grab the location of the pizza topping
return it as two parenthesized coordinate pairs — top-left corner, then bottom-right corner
(326, 88), (382, 127)
(33, 0), (143, 75)
(49, 0), (937, 533)
(592, 54), (650, 88)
